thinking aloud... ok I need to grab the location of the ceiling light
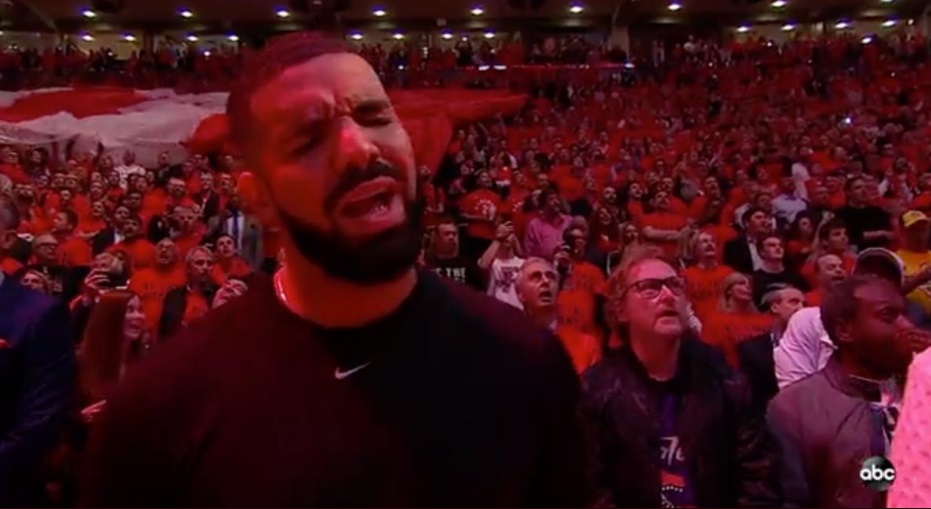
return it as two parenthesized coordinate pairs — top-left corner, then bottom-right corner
(179, 9), (193, 18)
(81, 34), (94, 42)
(484, 32), (495, 39)
(441, 32), (454, 40)
(392, 33), (404, 40)
(782, 23), (795, 31)
(203, 50), (212, 57)
(186, 34), (198, 42)
(350, 33), (363, 40)
(882, 19), (897, 27)
(880, 0), (894, 3)
(470, 6), (484, 15)
(862, 36), (874, 44)
(570, 4), (584, 13)
(668, 3), (682, 11)
(276, 9), (291, 18)
(227, 34), (240, 42)
(771, 0), (787, 7)
(122, 34), (136, 42)
(835, 21), (850, 29)
(82, 9), (96, 18)
(737, 25), (751, 33)
(373, 8), (387, 16)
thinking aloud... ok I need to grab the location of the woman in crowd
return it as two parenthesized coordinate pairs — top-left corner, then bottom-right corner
(49, 290), (149, 504)
(704, 272), (773, 366)
(606, 222), (641, 275)
(78, 290), (151, 418)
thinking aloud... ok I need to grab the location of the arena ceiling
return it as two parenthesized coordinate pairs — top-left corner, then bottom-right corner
(0, 0), (925, 33)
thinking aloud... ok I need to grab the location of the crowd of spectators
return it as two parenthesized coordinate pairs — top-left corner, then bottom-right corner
(0, 33), (615, 90)
(2, 27), (931, 506)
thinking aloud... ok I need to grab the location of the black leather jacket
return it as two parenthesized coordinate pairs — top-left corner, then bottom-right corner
(580, 339), (782, 508)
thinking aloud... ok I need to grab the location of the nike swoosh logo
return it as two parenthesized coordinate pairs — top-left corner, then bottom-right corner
(334, 363), (372, 380)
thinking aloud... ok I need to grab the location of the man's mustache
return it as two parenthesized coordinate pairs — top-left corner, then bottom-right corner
(324, 160), (407, 215)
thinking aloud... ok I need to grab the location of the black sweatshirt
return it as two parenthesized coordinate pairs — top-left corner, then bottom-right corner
(80, 270), (589, 507)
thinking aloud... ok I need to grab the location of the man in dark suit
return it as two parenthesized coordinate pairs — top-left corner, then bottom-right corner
(205, 194), (264, 271)
(724, 206), (774, 274)
(158, 246), (219, 340)
(194, 172), (222, 223)
(91, 203), (133, 255)
(0, 199), (76, 506)
(737, 283), (805, 414)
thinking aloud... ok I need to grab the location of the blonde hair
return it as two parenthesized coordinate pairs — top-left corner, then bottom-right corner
(718, 272), (755, 313)
(185, 245), (215, 265)
(604, 243), (667, 332)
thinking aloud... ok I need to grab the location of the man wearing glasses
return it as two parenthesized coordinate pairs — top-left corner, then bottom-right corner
(580, 245), (781, 507)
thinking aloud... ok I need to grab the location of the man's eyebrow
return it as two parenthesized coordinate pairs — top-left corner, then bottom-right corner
(353, 98), (392, 115)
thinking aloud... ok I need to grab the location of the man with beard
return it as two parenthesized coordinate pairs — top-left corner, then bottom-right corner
(768, 276), (931, 508)
(422, 217), (483, 290)
(81, 32), (588, 507)
(524, 186), (572, 260)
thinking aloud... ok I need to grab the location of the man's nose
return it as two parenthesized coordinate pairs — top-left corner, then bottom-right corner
(331, 118), (379, 173)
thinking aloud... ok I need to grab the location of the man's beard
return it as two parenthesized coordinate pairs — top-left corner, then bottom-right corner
(275, 161), (424, 286)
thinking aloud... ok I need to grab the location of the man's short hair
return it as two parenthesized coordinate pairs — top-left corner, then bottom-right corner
(755, 233), (784, 253)
(813, 252), (840, 273)
(185, 246), (215, 264)
(59, 208), (79, 228)
(516, 257), (557, 289)
(844, 176), (864, 193)
(761, 283), (795, 310)
(741, 206), (767, 227)
(817, 218), (847, 240)
(226, 32), (351, 153)
(820, 275), (887, 345)
(435, 216), (457, 229)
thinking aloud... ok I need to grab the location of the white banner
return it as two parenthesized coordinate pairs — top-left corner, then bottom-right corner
(0, 88), (232, 166)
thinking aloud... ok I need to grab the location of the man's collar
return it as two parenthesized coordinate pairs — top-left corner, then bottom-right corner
(824, 356), (885, 403)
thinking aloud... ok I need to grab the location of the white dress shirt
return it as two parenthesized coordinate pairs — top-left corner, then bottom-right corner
(773, 306), (836, 390)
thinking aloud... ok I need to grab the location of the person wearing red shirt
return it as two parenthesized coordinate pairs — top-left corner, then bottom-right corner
(459, 170), (503, 259)
(170, 205), (205, 258)
(107, 215), (157, 272)
(213, 233), (253, 281)
(0, 197), (23, 275)
(129, 238), (187, 333)
(639, 190), (688, 260)
(683, 231), (735, 323)
(52, 210), (93, 268)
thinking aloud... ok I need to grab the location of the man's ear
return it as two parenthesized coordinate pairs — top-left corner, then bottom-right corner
(237, 172), (276, 226)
